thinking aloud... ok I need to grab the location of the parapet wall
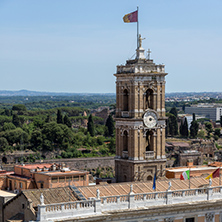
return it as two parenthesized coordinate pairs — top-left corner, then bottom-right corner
(35, 156), (115, 171)
(36, 186), (222, 222)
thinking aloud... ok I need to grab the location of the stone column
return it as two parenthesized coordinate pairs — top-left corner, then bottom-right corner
(128, 189), (135, 209)
(37, 204), (46, 222)
(166, 190), (172, 205)
(153, 93), (157, 111)
(131, 82), (136, 118)
(156, 128), (161, 159)
(161, 82), (166, 117)
(116, 128), (120, 157)
(161, 128), (166, 158)
(133, 129), (138, 160)
(116, 82), (119, 116)
(157, 82), (161, 114)
(135, 85), (139, 118)
(153, 132), (157, 159)
(139, 84), (143, 117)
(128, 130), (131, 158)
(119, 130), (123, 157)
(94, 198), (102, 213)
(137, 129), (140, 160)
(119, 88), (123, 114)
(129, 84), (132, 117)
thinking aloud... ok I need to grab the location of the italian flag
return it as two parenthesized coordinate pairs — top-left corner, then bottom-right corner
(180, 170), (190, 180)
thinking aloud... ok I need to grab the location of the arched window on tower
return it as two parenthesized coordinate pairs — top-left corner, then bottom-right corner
(145, 89), (154, 109)
(123, 130), (128, 151)
(146, 131), (153, 151)
(147, 175), (153, 181)
(123, 89), (129, 111)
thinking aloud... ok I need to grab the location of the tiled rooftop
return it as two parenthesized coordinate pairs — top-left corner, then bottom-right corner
(77, 176), (221, 199)
(8, 174), (32, 180)
(209, 162), (222, 167)
(167, 142), (190, 147)
(15, 163), (52, 170)
(34, 170), (87, 176)
(22, 187), (78, 207)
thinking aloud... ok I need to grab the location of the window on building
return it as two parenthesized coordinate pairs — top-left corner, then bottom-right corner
(20, 182), (23, 188)
(40, 183), (44, 188)
(123, 131), (128, 152)
(22, 204), (25, 209)
(66, 176), (72, 182)
(185, 218), (195, 222)
(73, 176), (79, 181)
(51, 177), (58, 183)
(80, 176), (84, 181)
(59, 176), (65, 182)
(123, 89), (129, 111)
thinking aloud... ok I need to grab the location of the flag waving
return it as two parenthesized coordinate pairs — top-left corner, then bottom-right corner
(180, 170), (190, 180)
(123, 10), (138, 23)
(205, 168), (220, 180)
(152, 173), (156, 190)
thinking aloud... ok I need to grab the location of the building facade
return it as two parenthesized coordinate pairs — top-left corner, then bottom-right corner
(185, 104), (222, 122)
(6, 178), (222, 222)
(6, 163), (89, 192)
(114, 36), (167, 182)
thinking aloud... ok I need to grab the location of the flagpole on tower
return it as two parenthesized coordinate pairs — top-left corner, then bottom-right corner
(137, 6), (139, 49)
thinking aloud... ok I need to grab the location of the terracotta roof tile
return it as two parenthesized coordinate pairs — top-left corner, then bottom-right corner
(22, 187), (78, 207)
(15, 164), (52, 170)
(208, 162), (222, 167)
(77, 176), (221, 199)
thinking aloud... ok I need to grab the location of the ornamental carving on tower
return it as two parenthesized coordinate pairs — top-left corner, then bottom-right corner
(205, 213), (214, 222)
(164, 218), (174, 222)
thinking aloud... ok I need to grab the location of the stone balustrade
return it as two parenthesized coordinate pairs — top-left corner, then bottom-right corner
(122, 151), (128, 159)
(117, 64), (165, 74)
(145, 151), (154, 159)
(121, 111), (130, 117)
(36, 186), (222, 222)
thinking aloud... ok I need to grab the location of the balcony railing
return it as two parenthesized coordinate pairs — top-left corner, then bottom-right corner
(121, 111), (129, 118)
(37, 186), (222, 221)
(122, 151), (128, 159)
(145, 151), (154, 159)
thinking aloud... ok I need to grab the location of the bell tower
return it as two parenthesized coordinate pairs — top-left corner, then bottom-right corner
(114, 36), (167, 182)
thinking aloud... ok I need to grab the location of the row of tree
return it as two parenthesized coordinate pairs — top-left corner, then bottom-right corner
(166, 107), (221, 140)
(167, 107), (199, 138)
(0, 104), (116, 159)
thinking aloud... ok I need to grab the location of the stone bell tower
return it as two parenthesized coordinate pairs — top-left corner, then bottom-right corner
(114, 35), (167, 182)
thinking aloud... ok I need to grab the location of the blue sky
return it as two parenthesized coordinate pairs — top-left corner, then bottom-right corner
(0, 0), (221, 93)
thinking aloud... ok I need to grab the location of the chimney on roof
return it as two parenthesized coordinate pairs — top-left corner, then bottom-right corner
(187, 159), (193, 167)
(52, 164), (56, 171)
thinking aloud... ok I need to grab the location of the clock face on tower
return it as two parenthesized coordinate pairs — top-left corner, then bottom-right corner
(143, 110), (158, 128)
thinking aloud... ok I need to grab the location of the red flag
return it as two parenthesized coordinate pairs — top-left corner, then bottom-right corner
(205, 168), (220, 179)
(123, 10), (138, 23)
(213, 168), (220, 178)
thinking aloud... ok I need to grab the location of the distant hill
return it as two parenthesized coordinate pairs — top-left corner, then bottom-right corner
(165, 92), (222, 98)
(0, 90), (222, 99)
(0, 90), (115, 97)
